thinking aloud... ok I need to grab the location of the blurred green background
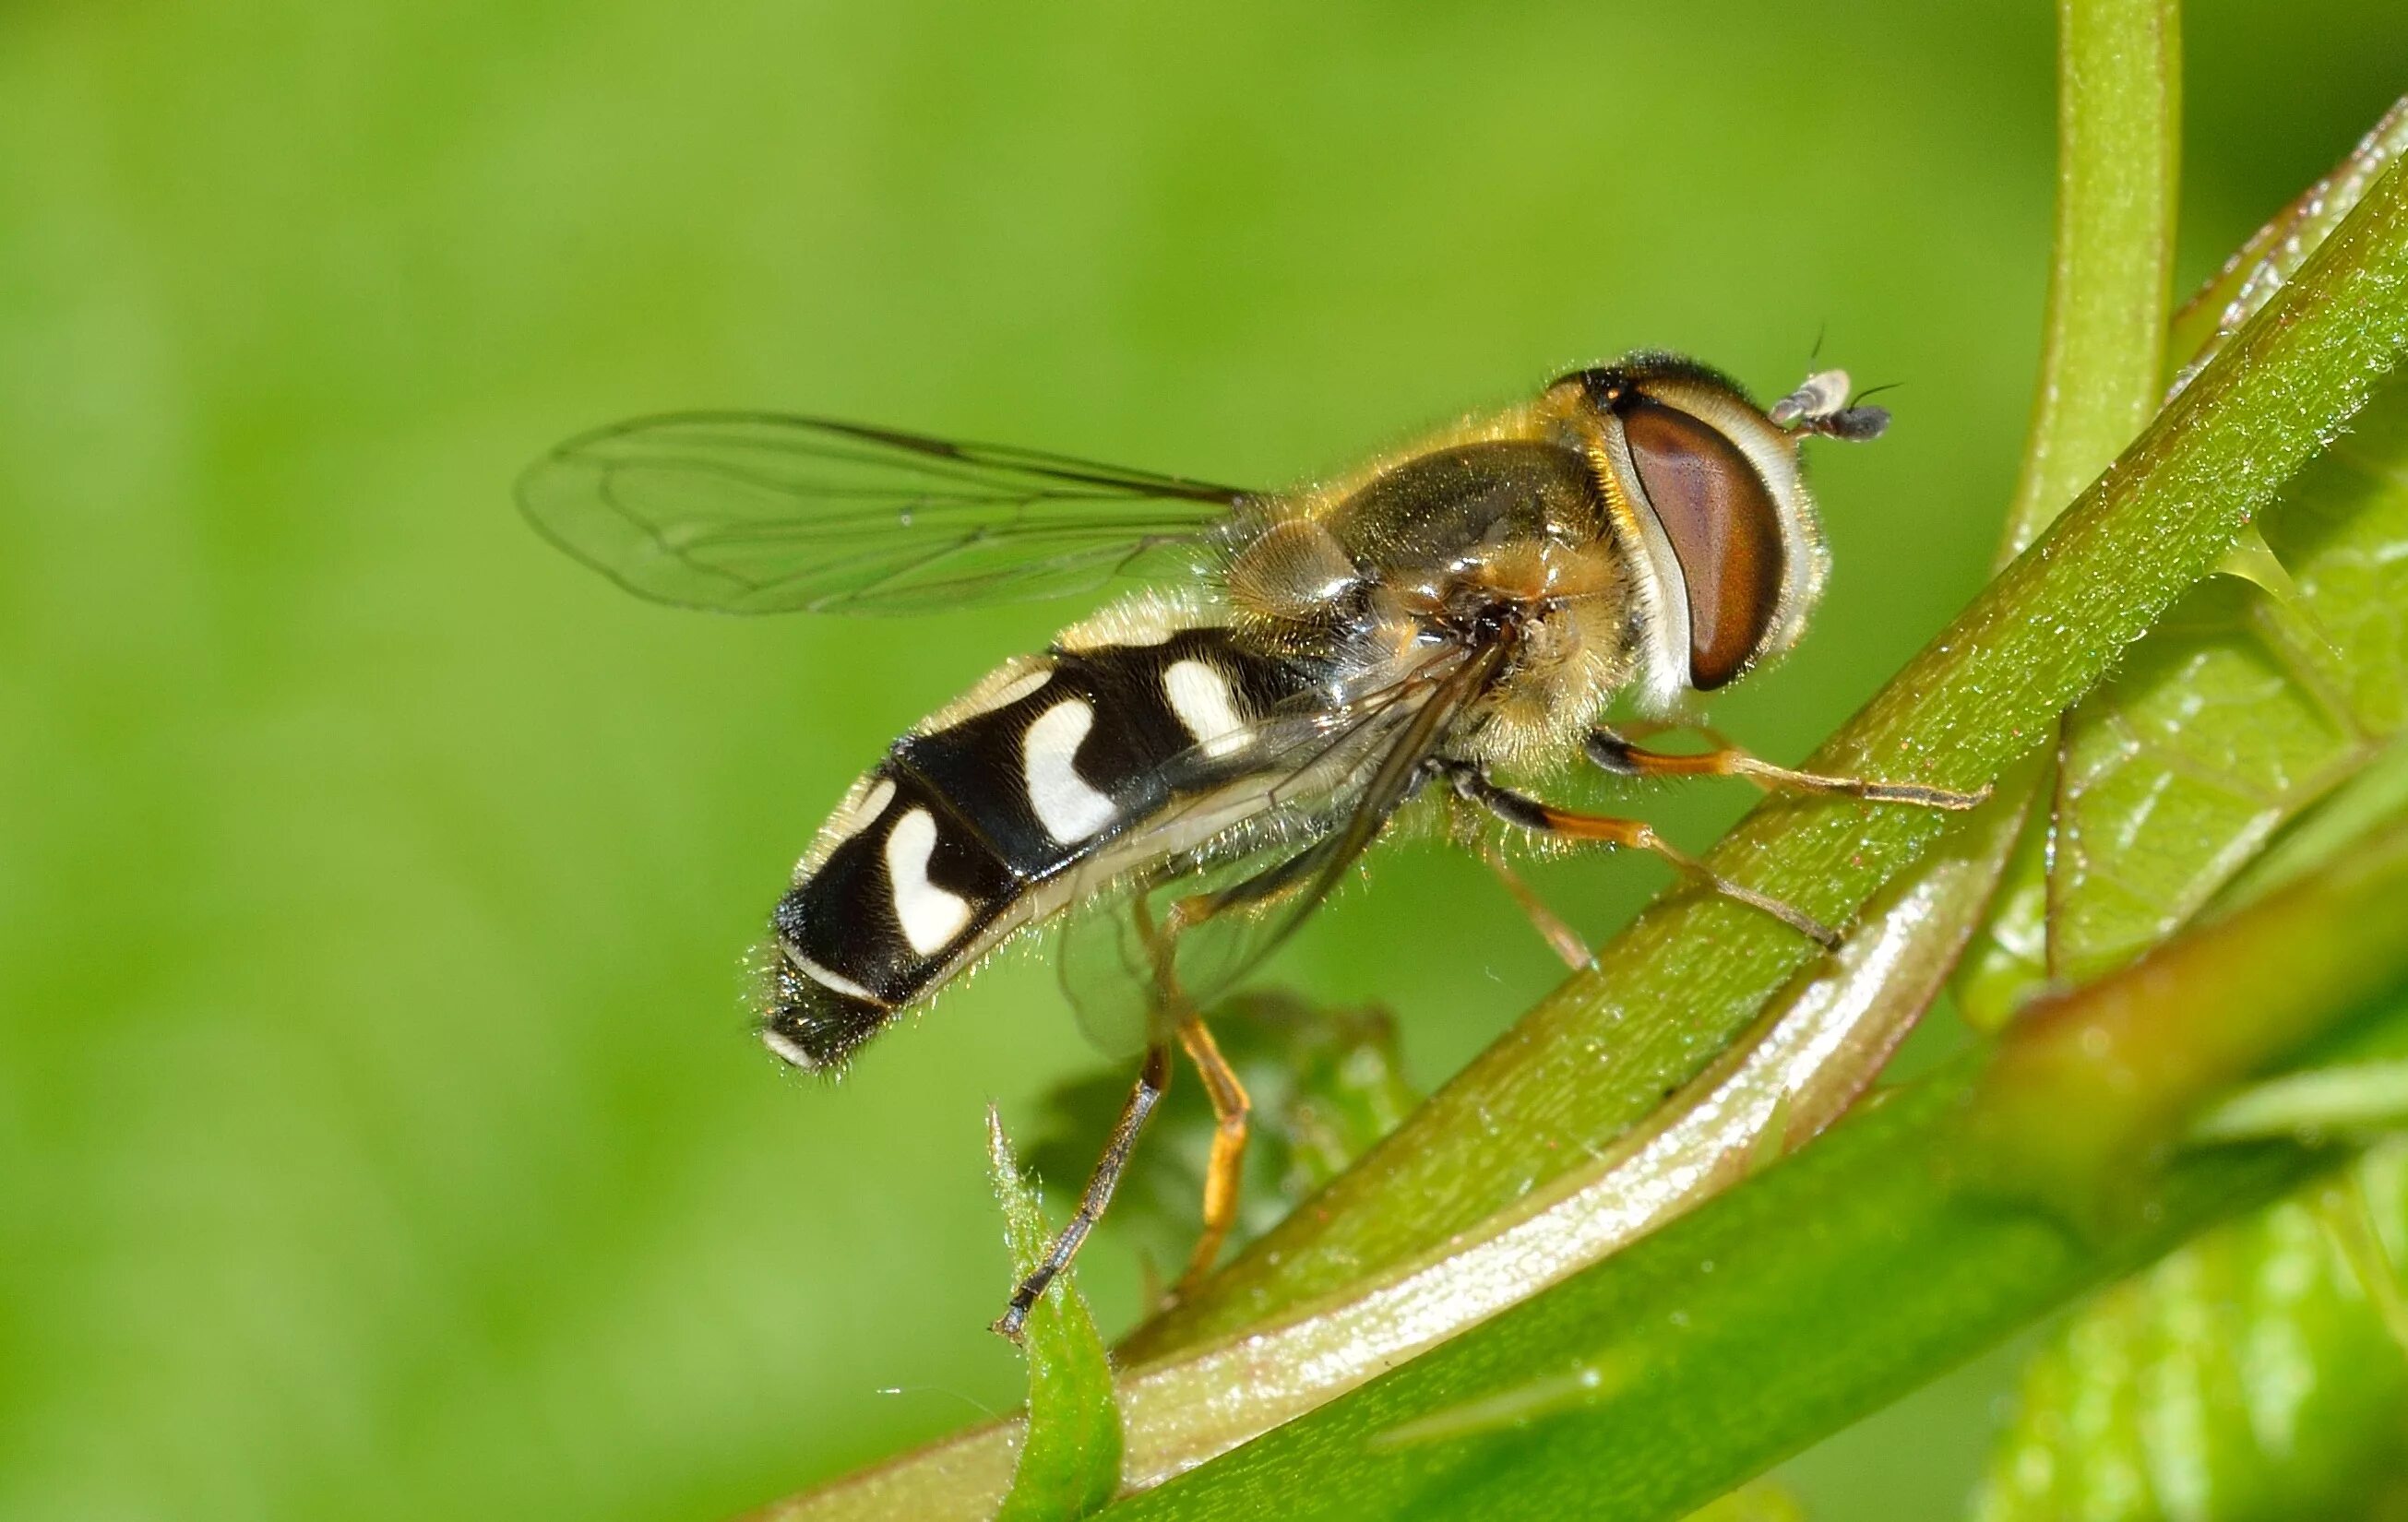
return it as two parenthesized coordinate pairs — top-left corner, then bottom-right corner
(5, 4), (2404, 1519)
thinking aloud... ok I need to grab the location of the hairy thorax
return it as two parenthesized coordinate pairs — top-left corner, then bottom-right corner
(1224, 434), (1639, 776)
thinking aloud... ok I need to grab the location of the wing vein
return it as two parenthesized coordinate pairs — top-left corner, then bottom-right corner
(519, 411), (1254, 615)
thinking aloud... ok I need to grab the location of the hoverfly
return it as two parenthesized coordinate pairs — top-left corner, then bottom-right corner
(519, 353), (1980, 1338)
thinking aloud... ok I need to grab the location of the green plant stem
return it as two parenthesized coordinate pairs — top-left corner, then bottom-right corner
(2193, 1062), (2408, 1140)
(1952, 0), (2179, 1029)
(1970, 820), (2408, 1203)
(1103, 1073), (2314, 1522)
(1103, 829), (2408, 1521)
(2004, 0), (2181, 557)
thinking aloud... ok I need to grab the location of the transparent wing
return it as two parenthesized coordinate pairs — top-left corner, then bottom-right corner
(1055, 645), (1498, 1056)
(1060, 833), (1351, 1060)
(517, 411), (1256, 614)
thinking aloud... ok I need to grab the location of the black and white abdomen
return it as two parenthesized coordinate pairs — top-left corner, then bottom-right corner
(760, 624), (1316, 1070)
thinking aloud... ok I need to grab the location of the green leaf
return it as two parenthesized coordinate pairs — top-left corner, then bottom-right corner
(1970, 1145), (2408, 1522)
(1958, 97), (2408, 1031)
(2218, 737), (2408, 909)
(2047, 389), (2408, 988)
(991, 1108), (1124, 1522)
(1678, 1483), (1806, 1522)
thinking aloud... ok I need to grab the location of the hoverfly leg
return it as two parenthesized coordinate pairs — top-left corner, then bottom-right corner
(1476, 842), (1592, 970)
(993, 1041), (1172, 1342)
(1439, 761), (1592, 969)
(1586, 727), (1989, 812)
(1171, 1011), (1252, 1289)
(1441, 761), (1842, 951)
(1134, 886), (1258, 1297)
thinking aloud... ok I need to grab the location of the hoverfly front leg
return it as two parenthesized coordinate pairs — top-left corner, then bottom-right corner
(1585, 728), (1990, 812)
(1439, 760), (1842, 950)
(994, 1042), (1172, 1342)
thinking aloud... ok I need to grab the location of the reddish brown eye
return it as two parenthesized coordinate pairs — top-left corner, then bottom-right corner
(1619, 397), (1784, 690)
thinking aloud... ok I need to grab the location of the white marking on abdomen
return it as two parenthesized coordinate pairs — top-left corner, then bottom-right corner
(872, 690), (1436, 1002)
(827, 777), (895, 846)
(761, 1028), (824, 1070)
(1022, 699), (1118, 842)
(1164, 659), (1251, 759)
(790, 951), (879, 1003)
(884, 807), (972, 955)
(916, 659), (1053, 733)
(801, 774), (896, 874)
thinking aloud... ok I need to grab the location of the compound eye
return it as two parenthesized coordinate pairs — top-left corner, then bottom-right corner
(1618, 396), (1784, 690)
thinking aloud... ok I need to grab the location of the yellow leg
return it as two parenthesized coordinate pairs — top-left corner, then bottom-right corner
(1588, 728), (1988, 811)
(1479, 843), (1592, 970)
(1173, 1014), (1251, 1290)
(1445, 763), (1842, 950)
(1132, 888), (1260, 1300)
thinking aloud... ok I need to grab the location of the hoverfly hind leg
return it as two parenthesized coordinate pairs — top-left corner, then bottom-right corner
(1170, 1012), (1251, 1291)
(995, 880), (1266, 1337)
(994, 1042), (1172, 1342)
(1586, 727), (1989, 812)
(1138, 888), (1255, 1300)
